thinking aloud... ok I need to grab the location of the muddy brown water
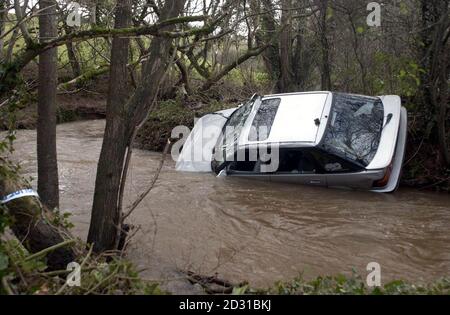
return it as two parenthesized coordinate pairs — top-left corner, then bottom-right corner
(6, 120), (450, 292)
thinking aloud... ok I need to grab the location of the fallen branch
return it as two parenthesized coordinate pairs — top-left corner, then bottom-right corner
(25, 239), (76, 262)
(200, 44), (270, 91)
(83, 265), (120, 295)
(57, 65), (109, 91)
(184, 271), (248, 294)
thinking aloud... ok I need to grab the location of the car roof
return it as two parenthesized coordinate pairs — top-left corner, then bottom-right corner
(240, 92), (332, 146)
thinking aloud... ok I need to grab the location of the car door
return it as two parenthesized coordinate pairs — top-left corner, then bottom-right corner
(309, 149), (370, 189)
(269, 149), (327, 187)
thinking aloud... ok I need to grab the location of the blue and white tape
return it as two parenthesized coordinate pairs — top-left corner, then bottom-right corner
(1, 189), (40, 204)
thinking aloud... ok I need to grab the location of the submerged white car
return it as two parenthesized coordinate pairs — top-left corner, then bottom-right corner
(176, 91), (407, 193)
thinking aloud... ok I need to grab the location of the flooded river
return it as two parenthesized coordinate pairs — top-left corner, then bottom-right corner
(8, 120), (450, 291)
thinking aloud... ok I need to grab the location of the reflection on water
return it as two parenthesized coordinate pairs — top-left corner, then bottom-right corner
(8, 120), (450, 289)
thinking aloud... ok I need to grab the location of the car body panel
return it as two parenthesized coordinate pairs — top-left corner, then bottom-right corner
(371, 107), (408, 192)
(328, 169), (385, 190)
(241, 93), (330, 145)
(176, 92), (407, 193)
(175, 107), (237, 172)
(366, 95), (402, 170)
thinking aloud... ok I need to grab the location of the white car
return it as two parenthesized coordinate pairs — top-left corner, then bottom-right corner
(176, 91), (407, 193)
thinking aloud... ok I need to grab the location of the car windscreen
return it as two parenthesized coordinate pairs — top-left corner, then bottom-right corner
(248, 98), (281, 141)
(212, 99), (254, 167)
(320, 93), (384, 167)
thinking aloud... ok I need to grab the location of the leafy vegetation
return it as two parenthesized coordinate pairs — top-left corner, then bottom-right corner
(0, 184), (164, 295)
(264, 273), (450, 295)
(0, 237), (165, 295)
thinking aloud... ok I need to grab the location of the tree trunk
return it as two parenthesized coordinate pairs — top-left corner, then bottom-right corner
(37, 0), (59, 209)
(256, 0), (281, 91)
(432, 2), (450, 165)
(5, 0), (26, 63)
(420, 0), (450, 166)
(64, 27), (82, 78)
(0, 162), (75, 271)
(278, 0), (293, 93)
(165, 58), (192, 99)
(291, 9), (313, 91)
(0, 0), (7, 62)
(419, 0), (440, 111)
(14, 0), (32, 47)
(437, 66), (450, 165)
(349, 14), (367, 94)
(87, 0), (186, 253)
(88, 0), (133, 253)
(5, 28), (19, 64)
(319, 0), (331, 90)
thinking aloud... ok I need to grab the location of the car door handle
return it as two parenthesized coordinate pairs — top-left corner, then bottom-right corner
(310, 180), (321, 184)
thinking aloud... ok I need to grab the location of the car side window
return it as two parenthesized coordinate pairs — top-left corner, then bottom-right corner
(310, 149), (363, 174)
(276, 149), (318, 174)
